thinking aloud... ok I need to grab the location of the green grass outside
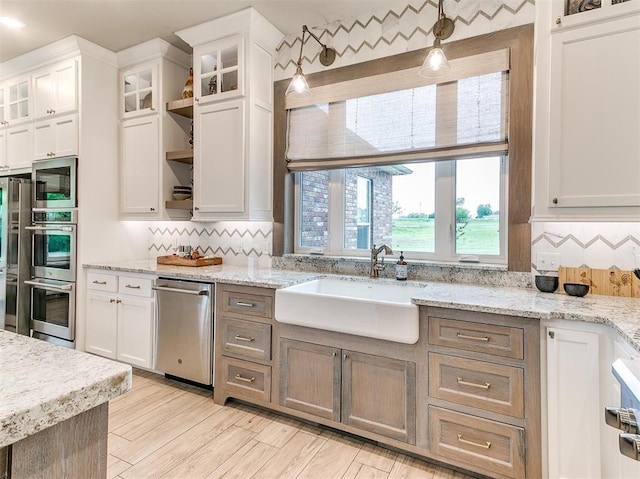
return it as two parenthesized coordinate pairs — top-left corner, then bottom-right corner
(391, 217), (500, 255)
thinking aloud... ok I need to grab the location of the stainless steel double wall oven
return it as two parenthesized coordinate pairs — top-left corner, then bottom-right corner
(28, 157), (77, 347)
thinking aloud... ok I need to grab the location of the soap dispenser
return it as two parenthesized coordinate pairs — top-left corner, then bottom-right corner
(396, 251), (408, 281)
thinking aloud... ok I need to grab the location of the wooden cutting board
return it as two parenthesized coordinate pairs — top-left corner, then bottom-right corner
(156, 255), (222, 267)
(558, 266), (638, 297)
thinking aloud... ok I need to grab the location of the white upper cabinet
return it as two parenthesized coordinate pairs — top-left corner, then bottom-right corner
(121, 63), (157, 118)
(176, 7), (282, 221)
(532, 1), (640, 221)
(116, 38), (191, 220)
(193, 36), (243, 105)
(32, 58), (78, 119)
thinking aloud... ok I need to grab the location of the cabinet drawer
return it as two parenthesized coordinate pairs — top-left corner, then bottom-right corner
(428, 317), (524, 360)
(118, 276), (153, 298)
(87, 272), (117, 293)
(429, 353), (524, 418)
(220, 288), (273, 320)
(220, 356), (271, 403)
(221, 318), (271, 361)
(428, 407), (525, 479)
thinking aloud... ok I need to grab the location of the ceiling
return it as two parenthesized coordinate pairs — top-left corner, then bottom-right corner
(0, 0), (407, 64)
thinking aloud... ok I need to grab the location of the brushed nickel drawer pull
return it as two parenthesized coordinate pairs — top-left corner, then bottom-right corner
(234, 374), (255, 383)
(457, 434), (491, 449)
(457, 332), (490, 342)
(457, 377), (491, 389)
(235, 301), (254, 308)
(92, 280), (107, 285)
(125, 284), (141, 289)
(234, 335), (255, 342)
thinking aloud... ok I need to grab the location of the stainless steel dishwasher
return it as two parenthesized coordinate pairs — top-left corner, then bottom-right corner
(154, 278), (214, 386)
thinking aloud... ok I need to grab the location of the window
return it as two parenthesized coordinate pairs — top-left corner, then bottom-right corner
(290, 61), (508, 262)
(295, 156), (505, 262)
(274, 24), (534, 271)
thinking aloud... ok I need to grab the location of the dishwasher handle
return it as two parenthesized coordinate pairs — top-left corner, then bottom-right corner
(153, 285), (209, 296)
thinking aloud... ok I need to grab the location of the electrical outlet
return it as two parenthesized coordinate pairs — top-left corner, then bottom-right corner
(537, 252), (560, 272)
(234, 242), (243, 254)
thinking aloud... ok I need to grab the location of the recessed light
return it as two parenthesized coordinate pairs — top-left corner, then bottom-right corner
(0, 17), (26, 29)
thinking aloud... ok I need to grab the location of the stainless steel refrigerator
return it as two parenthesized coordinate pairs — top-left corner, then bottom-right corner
(0, 178), (32, 335)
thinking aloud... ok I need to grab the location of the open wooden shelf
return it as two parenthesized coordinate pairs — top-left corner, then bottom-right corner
(165, 149), (193, 164)
(165, 199), (193, 210)
(166, 97), (193, 118)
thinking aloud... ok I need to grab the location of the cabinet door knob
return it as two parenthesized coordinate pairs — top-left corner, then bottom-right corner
(552, 197), (558, 205)
(194, 97), (200, 103)
(194, 206), (199, 211)
(343, 354), (348, 360)
(555, 16), (562, 26)
(150, 207), (155, 211)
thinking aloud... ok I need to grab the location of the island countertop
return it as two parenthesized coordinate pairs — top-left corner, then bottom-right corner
(0, 331), (131, 448)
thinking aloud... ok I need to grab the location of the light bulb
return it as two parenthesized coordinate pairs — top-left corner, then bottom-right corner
(418, 46), (450, 78)
(285, 64), (311, 98)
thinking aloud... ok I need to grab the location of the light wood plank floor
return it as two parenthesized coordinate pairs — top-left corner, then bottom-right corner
(107, 370), (477, 479)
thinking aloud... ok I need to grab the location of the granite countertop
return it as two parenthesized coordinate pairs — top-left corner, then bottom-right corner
(0, 331), (131, 448)
(412, 282), (640, 352)
(84, 259), (318, 289)
(84, 259), (640, 352)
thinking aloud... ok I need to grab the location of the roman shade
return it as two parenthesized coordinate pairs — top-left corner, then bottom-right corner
(285, 49), (510, 171)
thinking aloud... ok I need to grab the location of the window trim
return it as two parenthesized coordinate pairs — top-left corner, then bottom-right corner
(274, 24), (533, 272)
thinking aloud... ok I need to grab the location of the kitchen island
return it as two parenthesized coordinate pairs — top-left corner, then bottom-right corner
(0, 330), (131, 478)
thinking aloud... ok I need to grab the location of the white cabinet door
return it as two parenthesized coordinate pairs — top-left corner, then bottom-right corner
(120, 115), (160, 215)
(33, 114), (78, 160)
(32, 59), (78, 119)
(546, 327), (601, 478)
(117, 296), (154, 369)
(193, 99), (245, 217)
(548, 14), (640, 208)
(5, 123), (32, 170)
(85, 292), (118, 359)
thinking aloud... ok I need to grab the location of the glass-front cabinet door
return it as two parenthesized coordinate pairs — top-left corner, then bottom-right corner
(121, 63), (157, 118)
(0, 76), (30, 126)
(193, 36), (243, 104)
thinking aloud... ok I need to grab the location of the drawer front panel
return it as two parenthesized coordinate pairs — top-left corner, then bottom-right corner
(87, 272), (118, 293)
(118, 276), (154, 297)
(428, 407), (525, 479)
(222, 318), (271, 361)
(221, 289), (273, 320)
(429, 353), (524, 418)
(221, 356), (271, 403)
(428, 317), (524, 360)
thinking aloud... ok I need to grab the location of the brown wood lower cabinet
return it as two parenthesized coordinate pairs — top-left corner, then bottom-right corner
(428, 406), (525, 479)
(279, 338), (416, 444)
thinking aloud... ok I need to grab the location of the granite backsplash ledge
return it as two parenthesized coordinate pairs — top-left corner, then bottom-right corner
(272, 255), (532, 288)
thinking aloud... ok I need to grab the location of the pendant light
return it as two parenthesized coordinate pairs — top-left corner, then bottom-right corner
(285, 25), (336, 98)
(418, 0), (455, 78)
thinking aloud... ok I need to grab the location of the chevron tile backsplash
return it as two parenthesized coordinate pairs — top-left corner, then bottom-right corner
(148, 221), (273, 266)
(275, 0), (535, 81)
(531, 222), (640, 273)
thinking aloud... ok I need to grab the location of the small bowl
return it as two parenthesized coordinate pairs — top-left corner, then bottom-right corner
(563, 282), (589, 297)
(535, 275), (558, 293)
(172, 193), (192, 201)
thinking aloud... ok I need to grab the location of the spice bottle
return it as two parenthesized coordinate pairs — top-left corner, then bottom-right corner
(396, 251), (408, 281)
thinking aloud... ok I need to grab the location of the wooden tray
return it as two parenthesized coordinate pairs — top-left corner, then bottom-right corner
(156, 255), (222, 267)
